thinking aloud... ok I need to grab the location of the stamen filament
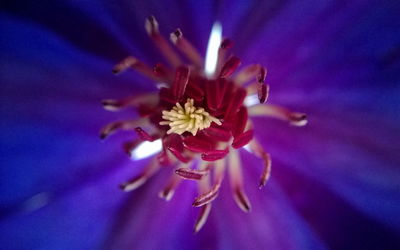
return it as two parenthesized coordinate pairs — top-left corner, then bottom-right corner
(145, 16), (182, 67)
(120, 158), (160, 191)
(170, 29), (203, 67)
(113, 56), (161, 82)
(100, 118), (148, 139)
(248, 104), (307, 126)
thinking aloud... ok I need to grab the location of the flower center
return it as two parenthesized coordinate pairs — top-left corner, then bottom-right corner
(159, 98), (221, 136)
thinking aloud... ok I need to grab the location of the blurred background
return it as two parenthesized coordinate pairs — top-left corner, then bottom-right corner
(1, 0), (399, 249)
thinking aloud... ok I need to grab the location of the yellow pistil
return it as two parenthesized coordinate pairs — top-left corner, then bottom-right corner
(160, 98), (221, 136)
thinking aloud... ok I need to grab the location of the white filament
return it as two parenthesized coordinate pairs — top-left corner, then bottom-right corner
(205, 22), (222, 77)
(131, 139), (162, 160)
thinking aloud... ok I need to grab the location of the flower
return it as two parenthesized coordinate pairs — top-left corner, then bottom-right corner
(1, 1), (400, 249)
(100, 16), (308, 232)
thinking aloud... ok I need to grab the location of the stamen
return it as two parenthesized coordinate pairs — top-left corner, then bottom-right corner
(289, 113), (308, 126)
(258, 83), (269, 104)
(224, 88), (247, 119)
(185, 82), (205, 102)
(234, 64), (262, 85)
(203, 124), (232, 141)
(194, 203), (212, 233)
(159, 87), (177, 104)
(201, 149), (229, 161)
(183, 136), (214, 153)
(205, 80), (220, 111)
(248, 140), (272, 189)
(192, 160), (224, 207)
(102, 93), (158, 112)
(145, 16), (182, 67)
(170, 29), (203, 67)
(157, 148), (173, 166)
(233, 188), (251, 212)
(216, 39), (233, 73)
(248, 104), (308, 126)
(159, 166), (183, 201)
(120, 158), (160, 191)
(220, 56), (241, 78)
(232, 129), (254, 149)
(232, 106), (248, 136)
(112, 56), (160, 82)
(259, 152), (271, 189)
(171, 66), (190, 101)
(134, 127), (155, 142)
(192, 183), (220, 207)
(100, 119), (147, 139)
(160, 98), (221, 136)
(175, 168), (209, 180)
(163, 134), (191, 163)
(257, 66), (267, 83)
(193, 161), (213, 233)
(228, 150), (251, 212)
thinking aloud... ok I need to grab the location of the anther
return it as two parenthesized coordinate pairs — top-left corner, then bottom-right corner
(170, 29), (203, 67)
(160, 98), (221, 136)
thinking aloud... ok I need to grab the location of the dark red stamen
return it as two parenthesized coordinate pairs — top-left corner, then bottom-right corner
(205, 80), (221, 111)
(203, 125), (231, 142)
(134, 127), (155, 142)
(172, 66), (190, 101)
(201, 149), (229, 161)
(186, 81), (205, 102)
(220, 56), (241, 78)
(157, 149), (171, 166)
(183, 136), (214, 153)
(159, 87), (176, 104)
(224, 88), (247, 119)
(232, 130), (254, 149)
(258, 83), (269, 104)
(232, 106), (248, 137)
(165, 134), (191, 163)
(192, 185), (220, 207)
(175, 168), (208, 180)
(257, 66), (267, 83)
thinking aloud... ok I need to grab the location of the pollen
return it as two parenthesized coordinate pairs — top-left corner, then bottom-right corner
(160, 98), (221, 136)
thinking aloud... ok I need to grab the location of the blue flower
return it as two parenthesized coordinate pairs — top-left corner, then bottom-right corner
(1, 1), (399, 249)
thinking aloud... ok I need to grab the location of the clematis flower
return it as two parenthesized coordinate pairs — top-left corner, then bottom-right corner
(100, 15), (307, 233)
(1, 1), (400, 250)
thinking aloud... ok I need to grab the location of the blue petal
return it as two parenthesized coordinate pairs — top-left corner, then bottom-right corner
(0, 14), (152, 209)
